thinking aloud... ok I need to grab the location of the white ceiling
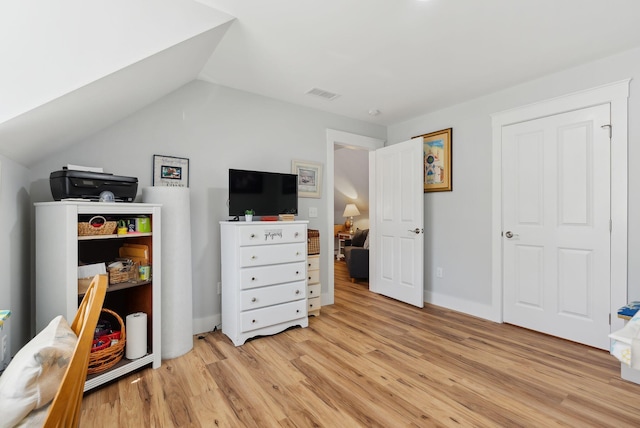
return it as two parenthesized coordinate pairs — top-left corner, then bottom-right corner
(199, 0), (640, 125)
(3, 0), (640, 166)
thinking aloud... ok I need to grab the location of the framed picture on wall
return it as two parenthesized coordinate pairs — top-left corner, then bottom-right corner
(153, 155), (190, 187)
(292, 160), (323, 198)
(414, 128), (452, 192)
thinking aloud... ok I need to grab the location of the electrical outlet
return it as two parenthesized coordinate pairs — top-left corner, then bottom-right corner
(436, 267), (443, 278)
(217, 282), (222, 295)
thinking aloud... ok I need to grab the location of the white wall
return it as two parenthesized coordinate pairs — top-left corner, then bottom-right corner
(388, 46), (640, 319)
(0, 155), (32, 356)
(334, 147), (369, 231)
(28, 80), (386, 334)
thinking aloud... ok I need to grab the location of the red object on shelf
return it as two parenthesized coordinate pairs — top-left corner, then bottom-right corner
(105, 331), (121, 342)
(91, 336), (111, 353)
(261, 216), (278, 221)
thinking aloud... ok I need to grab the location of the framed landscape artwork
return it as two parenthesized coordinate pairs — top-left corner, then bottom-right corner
(415, 128), (452, 193)
(292, 160), (323, 198)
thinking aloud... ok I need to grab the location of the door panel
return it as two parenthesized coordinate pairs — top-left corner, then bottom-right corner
(371, 138), (424, 307)
(503, 104), (610, 349)
(514, 245), (543, 309)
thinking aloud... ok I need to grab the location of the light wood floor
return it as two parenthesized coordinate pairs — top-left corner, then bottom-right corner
(80, 261), (640, 427)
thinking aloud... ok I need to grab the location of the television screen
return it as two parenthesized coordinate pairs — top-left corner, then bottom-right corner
(229, 169), (298, 217)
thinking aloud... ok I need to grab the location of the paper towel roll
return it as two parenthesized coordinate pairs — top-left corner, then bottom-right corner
(142, 186), (193, 359)
(126, 312), (147, 360)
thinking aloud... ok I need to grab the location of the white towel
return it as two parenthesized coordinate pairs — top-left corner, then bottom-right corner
(609, 310), (640, 367)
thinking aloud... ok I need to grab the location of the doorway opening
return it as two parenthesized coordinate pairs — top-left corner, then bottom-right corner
(324, 130), (384, 306)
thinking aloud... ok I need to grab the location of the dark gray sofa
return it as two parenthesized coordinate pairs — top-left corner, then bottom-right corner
(344, 229), (369, 281)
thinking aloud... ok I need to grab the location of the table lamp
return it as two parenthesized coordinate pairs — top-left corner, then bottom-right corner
(343, 203), (360, 234)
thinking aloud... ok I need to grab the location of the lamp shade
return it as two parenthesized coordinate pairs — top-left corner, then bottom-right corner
(343, 203), (360, 218)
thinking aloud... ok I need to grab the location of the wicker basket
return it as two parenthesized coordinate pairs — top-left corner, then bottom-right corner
(307, 229), (320, 255)
(88, 308), (126, 375)
(108, 261), (139, 285)
(78, 216), (117, 236)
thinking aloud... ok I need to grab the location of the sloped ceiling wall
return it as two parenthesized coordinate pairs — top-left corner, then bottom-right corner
(0, 0), (234, 167)
(334, 147), (369, 229)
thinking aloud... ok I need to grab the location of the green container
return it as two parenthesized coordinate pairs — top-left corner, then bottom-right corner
(135, 217), (151, 233)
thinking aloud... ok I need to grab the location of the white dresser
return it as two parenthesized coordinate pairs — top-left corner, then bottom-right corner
(307, 254), (321, 316)
(220, 221), (309, 346)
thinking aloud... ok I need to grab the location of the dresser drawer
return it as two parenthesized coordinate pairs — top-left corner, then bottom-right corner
(239, 224), (307, 246)
(241, 281), (306, 310)
(307, 283), (321, 299)
(240, 262), (306, 289)
(241, 299), (307, 333)
(240, 242), (306, 267)
(307, 269), (320, 284)
(307, 296), (321, 313)
(307, 255), (320, 270)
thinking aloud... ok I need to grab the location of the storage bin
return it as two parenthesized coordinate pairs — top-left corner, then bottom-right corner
(108, 261), (139, 285)
(88, 308), (126, 375)
(307, 229), (320, 255)
(78, 216), (117, 236)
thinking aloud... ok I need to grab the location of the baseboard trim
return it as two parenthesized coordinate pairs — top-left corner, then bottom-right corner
(193, 314), (221, 335)
(425, 291), (499, 323)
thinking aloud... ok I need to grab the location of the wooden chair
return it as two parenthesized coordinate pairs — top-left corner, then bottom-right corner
(43, 274), (107, 427)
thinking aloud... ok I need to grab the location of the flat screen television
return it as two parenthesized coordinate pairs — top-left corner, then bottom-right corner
(228, 169), (298, 217)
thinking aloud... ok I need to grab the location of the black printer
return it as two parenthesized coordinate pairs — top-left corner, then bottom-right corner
(50, 169), (138, 202)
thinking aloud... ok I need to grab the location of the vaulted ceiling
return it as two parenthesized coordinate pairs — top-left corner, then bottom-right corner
(0, 1), (234, 166)
(3, 0), (640, 167)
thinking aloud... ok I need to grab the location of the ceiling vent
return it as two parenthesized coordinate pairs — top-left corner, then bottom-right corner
(305, 88), (340, 101)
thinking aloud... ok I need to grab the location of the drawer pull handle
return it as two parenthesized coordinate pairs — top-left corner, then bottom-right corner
(251, 297), (257, 302)
(296, 252), (300, 256)
(309, 290), (314, 295)
(251, 277), (256, 281)
(250, 233), (256, 238)
(296, 271), (300, 275)
(296, 309), (300, 313)
(295, 290), (300, 295)
(251, 255), (257, 260)
(309, 304), (314, 308)
(252, 319), (256, 324)
(295, 232), (299, 237)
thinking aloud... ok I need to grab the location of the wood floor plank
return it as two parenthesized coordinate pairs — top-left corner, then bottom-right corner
(81, 260), (640, 427)
(190, 387), (244, 427)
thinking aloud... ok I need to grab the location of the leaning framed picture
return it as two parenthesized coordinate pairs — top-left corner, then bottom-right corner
(153, 155), (190, 187)
(415, 128), (452, 193)
(292, 160), (323, 198)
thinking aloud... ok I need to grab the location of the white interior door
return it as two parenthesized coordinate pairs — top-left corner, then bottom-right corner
(502, 104), (611, 349)
(370, 138), (424, 307)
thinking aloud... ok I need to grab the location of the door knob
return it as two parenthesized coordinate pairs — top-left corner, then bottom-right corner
(408, 228), (423, 234)
(505, 231), (519, 239)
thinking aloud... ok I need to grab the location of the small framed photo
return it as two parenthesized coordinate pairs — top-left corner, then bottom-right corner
(153, 155), (189, 187)
(414, 128), (452, 193)
(292, 160), (323, 198)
